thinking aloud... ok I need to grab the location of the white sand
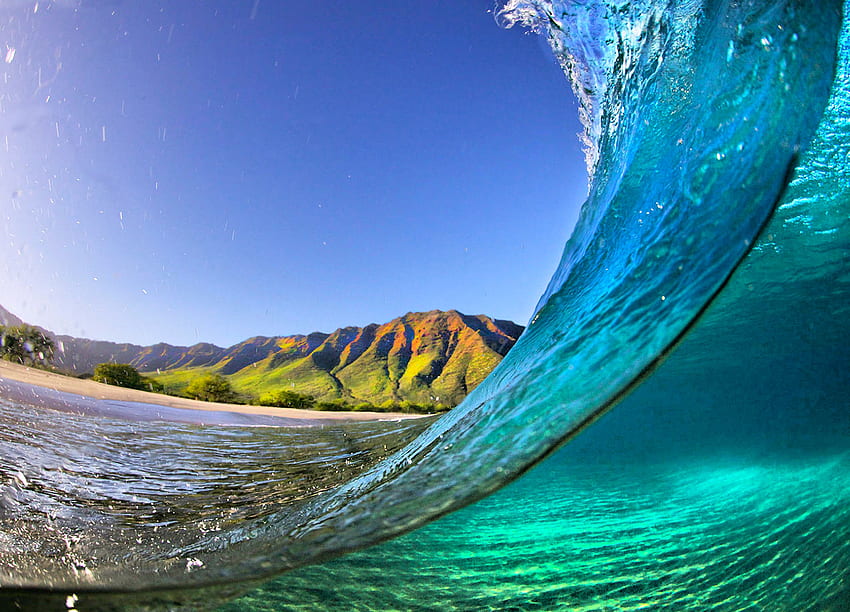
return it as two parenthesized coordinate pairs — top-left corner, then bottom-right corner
(0, 360), (423, 422)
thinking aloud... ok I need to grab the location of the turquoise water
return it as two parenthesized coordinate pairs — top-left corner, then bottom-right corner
(223, 193), (850, 607)
(222, 453), (850, 611)
(1, 0), (849, 609)
(222, 1), (850, 609)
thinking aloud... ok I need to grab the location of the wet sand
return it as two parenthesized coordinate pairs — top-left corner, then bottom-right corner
(0, 360), (423, 425)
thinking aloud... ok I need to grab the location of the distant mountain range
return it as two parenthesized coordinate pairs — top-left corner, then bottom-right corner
(0, 305), (523, 406)
(0, 306), (24, 327)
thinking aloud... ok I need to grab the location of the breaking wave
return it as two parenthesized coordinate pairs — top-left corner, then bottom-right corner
(1, 1), (848, 609)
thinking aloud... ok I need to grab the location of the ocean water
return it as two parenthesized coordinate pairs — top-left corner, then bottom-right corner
(221, 455), (850, 611)
(1, 0), (849, 610)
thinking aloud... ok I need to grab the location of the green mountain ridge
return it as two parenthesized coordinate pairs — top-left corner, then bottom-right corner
(0, 305), (523, 406)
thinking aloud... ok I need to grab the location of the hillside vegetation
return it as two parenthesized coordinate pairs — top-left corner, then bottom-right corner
(0, 305), (523, 409)
(145, 310), (522, 406)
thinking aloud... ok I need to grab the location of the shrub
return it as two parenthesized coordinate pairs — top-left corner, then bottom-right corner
(256, 390), (315, 409)
(184, 374), (234, 403)
(314, 399), (351, 411)
(0, 324), (54, 366)
(93, 363), (145, 389)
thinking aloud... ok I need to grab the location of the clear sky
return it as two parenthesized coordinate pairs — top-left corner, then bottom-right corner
(1, 0), (587, 347)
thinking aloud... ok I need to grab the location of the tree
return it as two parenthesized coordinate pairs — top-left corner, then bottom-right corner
(315, 399), (351, 411)
(185, 373), (234, 403)
(94, 363), (145, 388)
(0, 326), (22, 363)
(0, 324), (55, 366)
(256, 389), (315, 409)
(92, 363), (164, 393)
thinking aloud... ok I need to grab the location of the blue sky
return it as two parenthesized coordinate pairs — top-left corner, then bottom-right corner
(1, 0), (586, 347)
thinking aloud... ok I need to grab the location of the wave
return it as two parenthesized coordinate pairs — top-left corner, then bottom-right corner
(1, 0), (847, 609)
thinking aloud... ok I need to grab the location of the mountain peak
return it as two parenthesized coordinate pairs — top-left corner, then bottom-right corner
(0, 304), (524, 406)
(0, 305), (25, 328)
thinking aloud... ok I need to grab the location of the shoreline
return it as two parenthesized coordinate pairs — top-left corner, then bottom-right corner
(0, 360), (426, 423)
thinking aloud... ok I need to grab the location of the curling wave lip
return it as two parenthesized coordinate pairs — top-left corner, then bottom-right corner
(0, 1), (846, 609)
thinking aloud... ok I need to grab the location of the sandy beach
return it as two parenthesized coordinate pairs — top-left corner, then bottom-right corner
(0, 360), (423, 423)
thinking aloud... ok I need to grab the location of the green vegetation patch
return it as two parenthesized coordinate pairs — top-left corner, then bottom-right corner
(0, 324), (54, 367)
(145, 366), (216, 396)
(93, 363), (164, 393)
(184, 373), (235, 403)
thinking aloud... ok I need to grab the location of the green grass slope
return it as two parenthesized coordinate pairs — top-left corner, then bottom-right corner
(146, 310), (522, 407)
(5, 303), (523, 408)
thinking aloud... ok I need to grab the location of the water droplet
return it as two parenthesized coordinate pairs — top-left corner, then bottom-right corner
(186, 557), (204, 572)
(15, 471), (30, 487)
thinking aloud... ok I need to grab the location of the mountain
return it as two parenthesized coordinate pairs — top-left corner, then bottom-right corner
(1, 306), (524, 406)
(52, 337), (227, 374)
(0, 305), (24, 327)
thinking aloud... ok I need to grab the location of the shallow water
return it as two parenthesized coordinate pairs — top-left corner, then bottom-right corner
(0, 397), (433, 589)
(222, 451), (850, 611)
(1, 0), (849, 609)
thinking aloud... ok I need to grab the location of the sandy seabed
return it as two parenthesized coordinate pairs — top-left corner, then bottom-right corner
(0, 360), (422, 425)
